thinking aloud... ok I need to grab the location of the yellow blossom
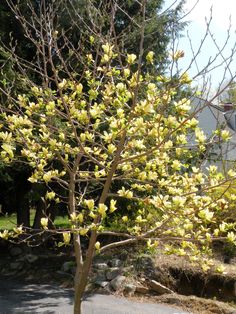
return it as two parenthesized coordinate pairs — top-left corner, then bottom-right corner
(70, 212), (78, 222)
(98, 203), (107, 218)
(122, 216), (128, 222)
(45, 191), (56, 200)
(127, 53), (137, 64)
(13, 225), (23, 235)
(118, 187), (133, 199)
(84, 199), (95, 210)
(171, 50), (185, 60)
(227, 231), (236, 243)
(146, 51), (155, 64)
(221, 130), (231, 141)
(109, 199), (117, 213)
(198, 209), (214, 222)
(95, 241), (100, 251)
(40, 217), (48, 229)
(79, 228), (89, 236)
(78, 213), (84, 223)
(216, 264), (227, 274)
(63, 232), (71, 245)
(0, 230), (10, 240)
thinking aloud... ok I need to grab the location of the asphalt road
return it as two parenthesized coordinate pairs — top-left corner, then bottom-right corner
(0, 277), (191, 314)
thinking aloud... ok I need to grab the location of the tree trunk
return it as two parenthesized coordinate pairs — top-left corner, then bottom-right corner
(73, 228), (97, 314)
(74, 276), (83, 314)
(67, 172), (87, 314)
(15, 174), (31, 227)
(72, 130), (127, 312)
(33, 200), (55, 229)
(73, 257), (92, 314)
(17, 198), (30, 227)
(33, 198), (46, 229)
(73, 296), (82, 314)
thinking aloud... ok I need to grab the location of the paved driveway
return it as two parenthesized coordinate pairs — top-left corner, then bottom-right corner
(0, 277), (191, 314)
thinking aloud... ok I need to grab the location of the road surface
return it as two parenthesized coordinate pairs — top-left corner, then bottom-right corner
(0, 277), (191, 314)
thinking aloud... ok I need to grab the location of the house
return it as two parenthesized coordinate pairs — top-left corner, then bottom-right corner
(190, 97), (236, 171)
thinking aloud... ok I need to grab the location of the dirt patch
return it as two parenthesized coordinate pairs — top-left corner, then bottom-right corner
(155, 294), (236, 314)
(122, 293), (236, 314)
(150, 254), (236, 302)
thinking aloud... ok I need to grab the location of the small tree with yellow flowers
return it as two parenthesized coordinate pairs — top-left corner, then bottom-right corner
(0, 41), (236, 313)
(1, 1), (236, 313)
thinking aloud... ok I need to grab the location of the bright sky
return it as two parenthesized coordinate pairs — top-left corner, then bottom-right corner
(163, 0), (236, 88)
(184, 0), (236, 30)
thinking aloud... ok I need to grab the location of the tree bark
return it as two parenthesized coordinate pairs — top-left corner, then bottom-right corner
(16, 197), (30, 227)
(67, 173), (85, 314)
(73, 228), (97, 313)
(15, 172), (31, 227)
(33, 200), (55, 229)
(73, 297), (82, 314)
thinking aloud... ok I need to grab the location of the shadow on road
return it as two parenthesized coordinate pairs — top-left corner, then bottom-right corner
(0, 276), (73, 314)
(0, 276), (190, 314)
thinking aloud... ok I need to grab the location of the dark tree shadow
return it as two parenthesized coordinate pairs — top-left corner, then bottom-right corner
(0, 277), (73, 313)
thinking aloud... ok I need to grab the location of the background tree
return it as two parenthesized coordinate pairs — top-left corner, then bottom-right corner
(220, 81), (236, 104)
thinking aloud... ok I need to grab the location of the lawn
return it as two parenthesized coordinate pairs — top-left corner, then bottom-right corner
(0, 213), (18, 230)
(0, 211), (70, 230)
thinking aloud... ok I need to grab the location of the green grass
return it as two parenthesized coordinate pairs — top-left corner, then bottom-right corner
(0, 211), (70, 230)
(0, 213), (17, 230)
(54, 215), (70, 228)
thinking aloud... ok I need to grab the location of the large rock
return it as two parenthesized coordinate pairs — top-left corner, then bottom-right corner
(135, 285), (150, 294)
(61, 261), (75, 273)
(123, 265), (134, 273)
(110, 275), (126, 291)
(93, 263), (108, 270)
(106, 267), (121, 280)
(95, 270), (107, 282)
(95, 280), (109, 288)
(124, 283), (136, 295)
(149, 280), (174, 295)
(108, 259), (122, 268)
